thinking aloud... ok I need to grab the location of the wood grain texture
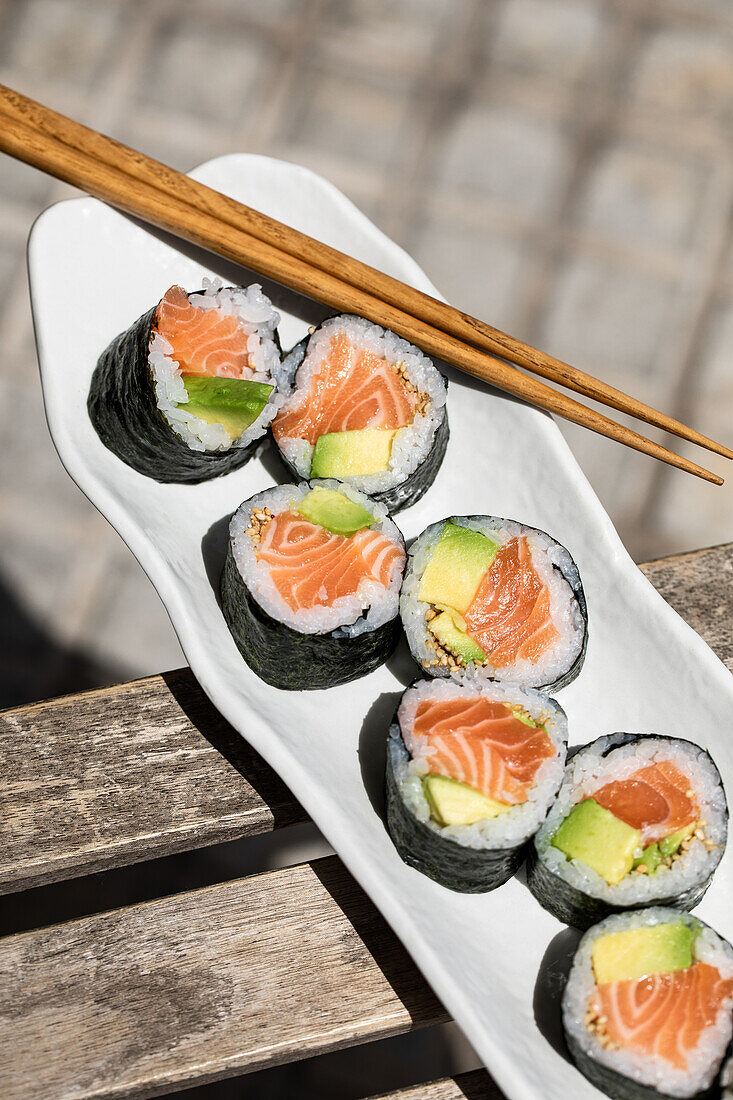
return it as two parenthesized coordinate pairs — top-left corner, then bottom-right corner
(0, 88), (723, 482)
(2, 546), (732, 897)
(1, 83), (728, 461)
(0, 668), (306, 894)
(0, 856), (447, 1100)
(640, 544), (733, 673)
(370, 1070), (503, 1099)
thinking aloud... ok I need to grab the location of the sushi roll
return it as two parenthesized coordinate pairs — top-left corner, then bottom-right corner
(400, 515), (587, 691)
(528, 734), (727, 930)
(270, 315), (448, 513)
(88, 280), (283, 482)
(221, 480), (406, 690)
(386, 678), (568, 892)
(563, 908), (733, 1100)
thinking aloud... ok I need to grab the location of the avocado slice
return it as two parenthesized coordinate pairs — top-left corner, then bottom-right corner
(310, 429), (397, 477)
(422, 774), (511, 826)
(427, 610), (486, 664)
(295, 488), (373, 537)
(591, 923), (694, 985)
(633, 842), (662, 874)
(659, 822), (696, 859)
(418, 523), (499, 615)
(511, 706), (539, 728)
(179, 375), (273, 440)
(551, 799), (641, 886)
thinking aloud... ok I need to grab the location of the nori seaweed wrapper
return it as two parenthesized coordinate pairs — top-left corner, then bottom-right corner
(220, 489), (404, 690)
(527, 733), (727, 930)
(386, 718), (527, 891)
(271, 323), (449, 514)
(88, 294), (279, 483)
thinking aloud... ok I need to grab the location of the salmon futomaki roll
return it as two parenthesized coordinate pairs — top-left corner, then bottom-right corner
(563, 908), (733, 1099)
(386, 678), (567, 892)
(221, 480), (406, 689)
(400, 516), (587, 691)
(88, 281), (283, 482)
(528, 734), (727, 929)
(271, 315), (448, 513)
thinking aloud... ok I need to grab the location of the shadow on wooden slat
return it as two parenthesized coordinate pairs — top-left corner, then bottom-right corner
(161, 667), (308, 830)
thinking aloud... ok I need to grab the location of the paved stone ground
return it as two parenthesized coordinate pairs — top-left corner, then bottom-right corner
(2, 0), (733, 706)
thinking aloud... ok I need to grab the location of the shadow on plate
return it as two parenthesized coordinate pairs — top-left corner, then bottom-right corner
(358, 689), (404, 827)
(201, 510), (234, 604)
(533, 925), (581, 1064)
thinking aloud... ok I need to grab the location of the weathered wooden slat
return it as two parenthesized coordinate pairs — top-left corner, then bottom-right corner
(0, 669), (307, 894)
(370, 1070), (502, 1099)
(640, 544), (733, 672)
(0, 855), (447, 1100)
(1, 544), (732, 897)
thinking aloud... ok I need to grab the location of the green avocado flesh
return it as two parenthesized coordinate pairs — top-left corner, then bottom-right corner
(179, 375), (273, 440)
(418, 523), (499, 616)
(660, 822), (696, 858)
(427, 611), (486, 664)
(551, 799), (641, 886)
(591, 923), (694, 985)
(310, 429), (397, 478)
(422, 774), (511, 827)
(633, 842), (662, 874)
(295, 488), (373, 537)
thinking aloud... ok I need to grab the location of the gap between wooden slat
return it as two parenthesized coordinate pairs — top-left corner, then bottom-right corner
(1, 545), (732, 896)
(367, 1069), (503, 1099)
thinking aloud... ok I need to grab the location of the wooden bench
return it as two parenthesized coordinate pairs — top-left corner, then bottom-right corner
(1, 545), (731, 1100)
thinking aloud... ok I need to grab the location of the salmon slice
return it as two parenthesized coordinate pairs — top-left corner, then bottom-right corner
(463, 538), (561, 668)
(257, 511), (403, 612)
(592, 761), (698, 844)
(154, 286), (252, 379)
(272, 331), (418, 444)
(407, 696), (555, 804)
(594, 962), (733, 1070)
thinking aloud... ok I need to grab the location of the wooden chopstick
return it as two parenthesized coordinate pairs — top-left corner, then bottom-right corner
(2, 84), (728, 468)
(0, 88), (723, 486)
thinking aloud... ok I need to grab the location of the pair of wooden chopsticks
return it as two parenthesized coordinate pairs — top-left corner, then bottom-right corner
(0, 84), (727, 485)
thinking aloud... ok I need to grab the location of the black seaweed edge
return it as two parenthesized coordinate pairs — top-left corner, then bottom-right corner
(219, 485), (404, 690)
(562, 910), (732, 1100)
(527, 733), (729, 930)
(87, 291), (281, 484)
(270, 321), (450, 514)
(385, 685), (568, 892)
(401, 515), (588, 692)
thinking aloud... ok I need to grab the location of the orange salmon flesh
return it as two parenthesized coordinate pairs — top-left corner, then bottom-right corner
(408, 695), (554, 804)
(593, 962), (733, 1071)
(154, 285), (252, 379)
(257, 511), (403, 613)
(272, 331), (418, 443)
(591, 761), (698, 844)
(463, 537), (561, 667)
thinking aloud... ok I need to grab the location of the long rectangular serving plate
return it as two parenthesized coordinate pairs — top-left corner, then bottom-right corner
(29, 154), (733, 1100)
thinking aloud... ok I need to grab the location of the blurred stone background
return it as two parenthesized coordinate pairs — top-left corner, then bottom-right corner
(3, 0), (733, 707)
(2, 1), (733, 1097)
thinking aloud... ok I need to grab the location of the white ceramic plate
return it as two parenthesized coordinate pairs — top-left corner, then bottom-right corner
(29, 155), (733, 1100)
